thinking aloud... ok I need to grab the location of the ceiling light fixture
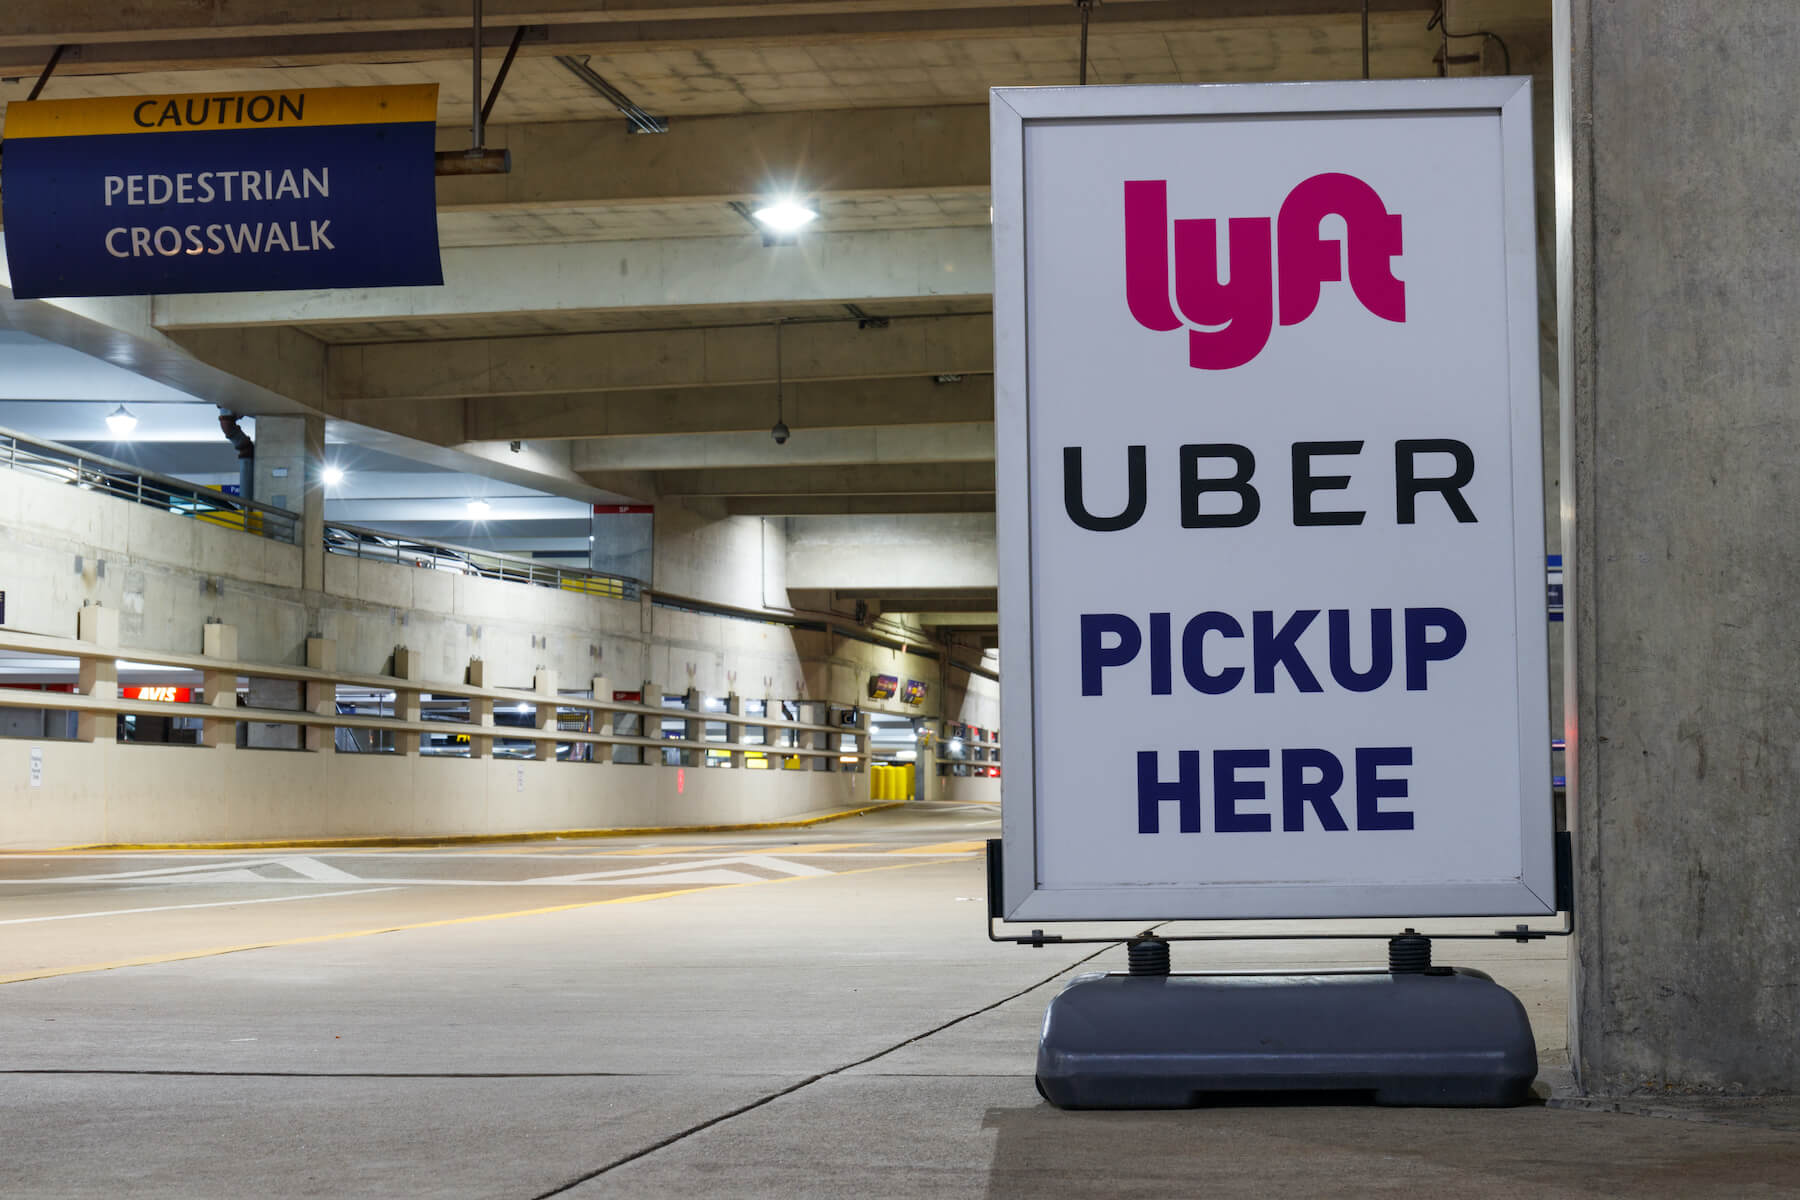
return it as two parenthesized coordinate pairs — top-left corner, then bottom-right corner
(466, 499), (492, 517)
(105, 405), (138, 437)
(321, 466), (345, 487)
(752, 198), (818, 234)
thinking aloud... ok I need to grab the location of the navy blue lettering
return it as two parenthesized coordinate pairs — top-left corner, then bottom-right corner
(1213, 749), (1271, 832)
(1355, 746), (1414, 830)
(1281, 748), (1349, 831)
(1328, 608), (1393, 691)
(1253, 609), (1323, 694)
(1138, 750), (1202, 834)
(1181, 612), (1244, 694)
(1404, 607), (1467, 690)
(1080, 613), (1141, 696)
(1148, 612), (1172, 695)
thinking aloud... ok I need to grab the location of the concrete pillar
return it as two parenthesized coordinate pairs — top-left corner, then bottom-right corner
(853, 709), (871, 777)
(812, 702), (834, 772)
(254, 413), (327, 592)
(533, 668), (558, 761)
(391, 646), (422, 756)
(682, 686), (702, 768)
(724, 692), (744, 769)
(466, 659), (495, 759)
(643, 680), (663, 766)
(75, 605), (118, 744)
(1561, 0), (1800, 1095)
(200, 622), (239, 750)
(304, 637), (336, 753)
(590, 675), (610, 765)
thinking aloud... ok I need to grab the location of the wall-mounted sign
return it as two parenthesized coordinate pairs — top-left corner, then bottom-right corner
(29, 746), (43, 788)
(993, 79), (1552, 922)
(121, 686), (193, 703)
(1, 85), (442, 299)
(868, 674), (899, 700)
(901, 679), (928, 706)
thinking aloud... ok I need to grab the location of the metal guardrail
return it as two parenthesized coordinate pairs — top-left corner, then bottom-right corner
(0, 627), (862, 764)
(0, 424), (300, 544)
(323, 521), (642, 600)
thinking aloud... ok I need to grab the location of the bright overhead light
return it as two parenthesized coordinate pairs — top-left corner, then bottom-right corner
(321, 466), (345, 487)
(105, 405), (138, 437)
(751, 199), (818, 234)
(466, 499), (492, 517)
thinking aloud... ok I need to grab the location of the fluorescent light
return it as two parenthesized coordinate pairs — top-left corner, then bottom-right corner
(105, 405), (138, 437)
(321, 466), (345, 486)
(466, 499), (491, 517)
(751, 199), (818, 234)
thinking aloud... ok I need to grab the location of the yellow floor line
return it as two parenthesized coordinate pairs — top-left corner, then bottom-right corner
(12, 802), (908, 855)
(887, 840), (988, 856)
(0, 857), (961, 987)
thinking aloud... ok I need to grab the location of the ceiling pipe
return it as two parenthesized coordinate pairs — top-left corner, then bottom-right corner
(217, 411), (255, 501)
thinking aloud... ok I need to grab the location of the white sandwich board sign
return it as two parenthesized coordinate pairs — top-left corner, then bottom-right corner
(993, 78), (1552, 922)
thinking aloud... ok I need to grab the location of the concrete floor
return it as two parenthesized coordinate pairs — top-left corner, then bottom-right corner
(1, 800), (1795, 1198)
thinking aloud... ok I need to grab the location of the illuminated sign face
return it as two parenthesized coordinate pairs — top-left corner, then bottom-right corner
(868, 675), (899, 700)
(901, 680), (928, 706)
(122, 686), (192, 703)
(993, 79), (1552, 922)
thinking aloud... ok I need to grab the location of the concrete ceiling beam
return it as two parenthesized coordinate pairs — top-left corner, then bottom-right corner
(462, 375), (993, 441)
(651, 460), (994, 498)
(329, 313), (993, 402)
(834, 588), (998, 612)
(434, 105), (988, 210)
(153, 229), (993, 331)
(571, 422), (992, 472)
(723, 494), (994, 516)
(0, 2), (1435, 67)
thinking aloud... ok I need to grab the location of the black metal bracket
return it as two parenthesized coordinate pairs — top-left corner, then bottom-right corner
(985, 835), (1576, 949)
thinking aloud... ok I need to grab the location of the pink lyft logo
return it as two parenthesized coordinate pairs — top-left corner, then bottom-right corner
(1123, 174), (1406, 370)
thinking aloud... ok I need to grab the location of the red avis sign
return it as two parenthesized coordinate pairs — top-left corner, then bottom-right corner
(122, 686), (193, 702)
(1123, 174), (1405, 370)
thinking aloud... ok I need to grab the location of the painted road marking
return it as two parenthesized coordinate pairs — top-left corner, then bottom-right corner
(0, 887), (404, 926)
(886, 841), (987, 856)
(0, 858), (958, 986)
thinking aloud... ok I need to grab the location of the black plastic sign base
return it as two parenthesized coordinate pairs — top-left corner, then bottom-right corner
(1036, 967), (1537, 1109)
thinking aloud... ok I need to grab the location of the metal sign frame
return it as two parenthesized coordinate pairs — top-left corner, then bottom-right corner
(993, 78), (1551, 923)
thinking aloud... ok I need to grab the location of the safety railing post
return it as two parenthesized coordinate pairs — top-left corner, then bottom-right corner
(682, 686), (702, 768)
(200, 622), (240, 750)
(305, 637), (338, 752)
(533, 668), (558, 760)
(467, 659), (495, 758)
(75, 605), (120, 744)
(392, 646), (423, 755)
(725, 691), (744, 769)
(590, 675), (611, 765)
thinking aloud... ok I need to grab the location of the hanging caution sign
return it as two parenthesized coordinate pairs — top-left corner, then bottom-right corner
(992, 79), (1553, 922)
(1, 85), (443, 299)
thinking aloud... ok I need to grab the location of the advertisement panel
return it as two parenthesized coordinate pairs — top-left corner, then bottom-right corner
(1, 85), (442, 299)
(993, 79), (1551, 921)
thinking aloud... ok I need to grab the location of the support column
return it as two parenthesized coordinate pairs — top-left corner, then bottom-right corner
(467, 659), (495, 758)
(392, 646), (422, 756)
(304, 637), (337, 752)
(682, 686), (702, 768)
(724, 692), (744, 769)
(200, 622), (239, 750)
(253, 413), (327, 592)
(590, 675), (610, 765)
(75, 605), (118, 744)
(1562, 0), (1800, 1095)
(642, 680), (663, 765)
(534, 668), (558, 761)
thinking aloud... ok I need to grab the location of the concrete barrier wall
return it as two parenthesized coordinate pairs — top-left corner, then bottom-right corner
(0, 739), (868, 848)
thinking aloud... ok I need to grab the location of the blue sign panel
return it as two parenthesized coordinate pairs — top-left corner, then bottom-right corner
(1, 85), (442, 300)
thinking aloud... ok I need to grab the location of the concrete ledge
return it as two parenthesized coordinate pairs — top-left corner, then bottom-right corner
(0, 739), (888, 848)
(43, 801), (907, 852)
